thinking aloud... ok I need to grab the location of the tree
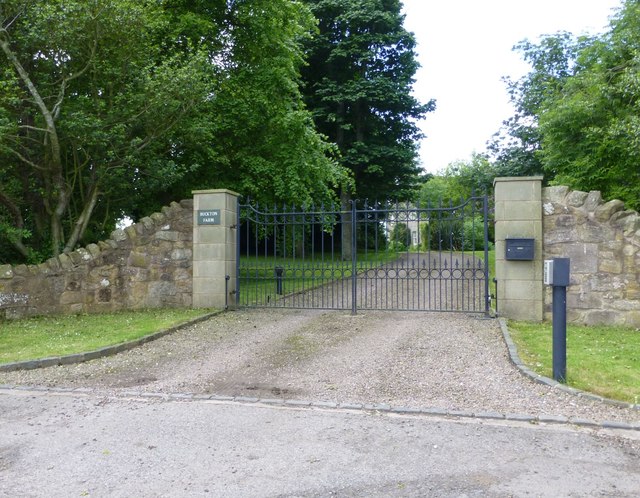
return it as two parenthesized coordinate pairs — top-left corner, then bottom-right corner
(153, 0), (347, 214)
(0, 0), (211, 261)
(417, 154), (495, 248)
(0, 0), (346, 263)
(300, 0), (433, 202)
(389, 221), (411, 250)
(299, 0), (433, 258)
(488, 32), (586, 179)
(418, 153), (495, 207)
(491, 0), (640, 209)
(536, 1), (640, 209)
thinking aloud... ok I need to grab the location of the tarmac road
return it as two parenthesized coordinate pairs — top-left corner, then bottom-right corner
(1, 389), (639, 497)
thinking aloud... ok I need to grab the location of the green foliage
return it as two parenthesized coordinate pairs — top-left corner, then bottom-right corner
(389, 222), (411, 251)
(419, 213), (487, 252)
(418, 154), (494, 208)
(0, 0), (211, 260)
(421, 216), (460, 251)
(462, 217), (488, 251)
(300, 0), (434, 202)
(161, 0), (347, 210)
(416, 155), (494, 251)
(492, 1), (640, 209)
(0, 0), (345, 264)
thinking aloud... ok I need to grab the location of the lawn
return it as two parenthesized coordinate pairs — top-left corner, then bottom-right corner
(238, 251), (399, 306)
(0, 308), (212, 364)
(508, 321), (640, 404)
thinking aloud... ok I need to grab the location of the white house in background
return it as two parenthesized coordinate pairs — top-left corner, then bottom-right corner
(384, 204), (422, 248)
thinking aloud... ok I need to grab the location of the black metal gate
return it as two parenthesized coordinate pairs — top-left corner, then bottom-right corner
(237, 195), (490, 314)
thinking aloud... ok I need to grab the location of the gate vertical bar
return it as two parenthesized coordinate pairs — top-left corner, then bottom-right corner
(236, 197), (241, 307)
(483, 193), (490, 314)
(351, 201), (357, 315)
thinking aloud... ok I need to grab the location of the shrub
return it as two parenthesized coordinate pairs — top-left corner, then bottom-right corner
(389, 222), (411, 251)
(421, 215), (486, 251)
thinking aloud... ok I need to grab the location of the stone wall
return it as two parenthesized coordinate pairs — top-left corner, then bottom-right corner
(0, 200), (193, 319)
(542, 186), (640, 327)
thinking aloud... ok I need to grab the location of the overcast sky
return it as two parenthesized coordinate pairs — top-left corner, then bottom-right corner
(401, 0), (623, 173)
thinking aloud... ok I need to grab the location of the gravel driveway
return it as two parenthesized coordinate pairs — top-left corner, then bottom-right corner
(1, 309), (638, 425)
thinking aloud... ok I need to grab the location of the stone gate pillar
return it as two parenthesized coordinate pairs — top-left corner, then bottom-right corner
(192, 189), (239, 309)
(494, 177), (544, 321)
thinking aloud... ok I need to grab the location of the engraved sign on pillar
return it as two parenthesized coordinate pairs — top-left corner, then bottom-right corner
(197, 209), (221, 225)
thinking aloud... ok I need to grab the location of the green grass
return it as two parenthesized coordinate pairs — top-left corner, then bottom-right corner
(0, 308), (212, 364)
(239, 252), (399, 305)
(508, 321), (640, 404)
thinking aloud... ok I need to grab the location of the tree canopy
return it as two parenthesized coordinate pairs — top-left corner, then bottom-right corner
(418, 153), (495, 206)
(491, 0), (640, 210)
(300, 0), (434, 203)
(0, 0), (345, 263)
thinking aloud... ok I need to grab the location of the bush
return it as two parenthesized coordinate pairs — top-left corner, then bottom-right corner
(389, 223), (411, 251)
(421, 215), (486, 251)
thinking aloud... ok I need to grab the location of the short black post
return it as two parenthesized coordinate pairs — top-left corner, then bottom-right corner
(275, 266), (284, 295)
(552, 284), (567, 382)
(550, 258), (570, 383)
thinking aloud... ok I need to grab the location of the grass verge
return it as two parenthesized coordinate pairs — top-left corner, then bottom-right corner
(508, 321), (640, 404)
(0, 308), (213, 364)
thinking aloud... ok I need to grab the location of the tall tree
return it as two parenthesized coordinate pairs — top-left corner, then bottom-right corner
(418, 153), (496, 206)
(300, 0), (434, 203)
(0, 0), (346, 263)
(488, 32), (586, 179)
(491, 0), (640, 209)
(0, 0), (210, 261)
(536, 1), (640, 209)
(300, 0), (433, 258)
(153, 0), (346, 213)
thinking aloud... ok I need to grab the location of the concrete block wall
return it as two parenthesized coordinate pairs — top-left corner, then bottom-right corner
(192, 189), (239, 309)
(494, 177), (544, 321)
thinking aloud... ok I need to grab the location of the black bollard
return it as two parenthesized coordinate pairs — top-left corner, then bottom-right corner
(275, 266), (284, 295)
(549, 258), (570, 383)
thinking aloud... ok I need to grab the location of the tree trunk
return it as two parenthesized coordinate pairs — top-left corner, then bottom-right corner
(64, 185), (99, 253)
(0, 190), (30, 259)
(335, 100), (353, 261)
(1, 32), (67, 257)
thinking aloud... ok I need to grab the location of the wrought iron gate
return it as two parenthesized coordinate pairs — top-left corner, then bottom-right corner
(237, 195), (490, 313)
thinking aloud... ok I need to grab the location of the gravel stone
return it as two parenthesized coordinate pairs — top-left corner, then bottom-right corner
(0, 309), (638, 426)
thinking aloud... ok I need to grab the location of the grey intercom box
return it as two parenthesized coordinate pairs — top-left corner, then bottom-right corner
(544, 258), (570, 286)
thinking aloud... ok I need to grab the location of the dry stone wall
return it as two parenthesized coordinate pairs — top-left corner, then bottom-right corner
(0, 200), (193, 319)
(542, 186), (640, 327)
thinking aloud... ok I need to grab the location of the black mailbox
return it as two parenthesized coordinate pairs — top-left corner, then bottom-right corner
(505, 238), (535, 260)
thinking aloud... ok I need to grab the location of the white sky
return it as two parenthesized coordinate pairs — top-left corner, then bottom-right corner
(401, 0), (623, 174)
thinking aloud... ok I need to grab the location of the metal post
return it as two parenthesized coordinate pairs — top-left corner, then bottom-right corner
(275, 266), (284, 295)
(493, 278), (498, 314)
(225, 275), (230, 310)
(549, 257), (570, 383)
(351, 201), (357, 315)
(482, 193), (490, 315)
(552, 284), (567, 382)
